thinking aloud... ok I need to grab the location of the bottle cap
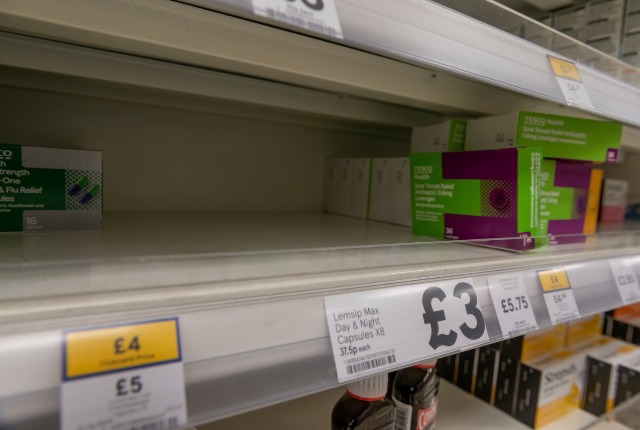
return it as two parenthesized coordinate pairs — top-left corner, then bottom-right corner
(415, 359), (437, 369)
(346, 373), (388, 401)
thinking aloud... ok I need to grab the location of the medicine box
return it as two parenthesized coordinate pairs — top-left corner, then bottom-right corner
(411, 120), (466, 153)
(0, 143), (102, 232)
(410, 147), (543, 251)
(515, 349), (585, 428)
(540, 159), (593, 244)
(465, 111), (622, 163)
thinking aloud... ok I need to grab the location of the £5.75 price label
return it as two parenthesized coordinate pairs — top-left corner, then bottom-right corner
(488, 272), (538, 336)
(251, 0), (343, 39)
(61, 318), (187, 430)
(538, 268), (580, 323)
(610, 258), (640, 305)
(324, 278), (489, 382)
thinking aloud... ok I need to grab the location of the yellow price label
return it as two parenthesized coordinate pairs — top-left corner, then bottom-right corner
(64, 319), (181, 380)
(538, 268), (571, 292)
(548, 56), (582, 82)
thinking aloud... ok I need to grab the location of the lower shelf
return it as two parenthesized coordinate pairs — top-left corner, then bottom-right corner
(198, 380), (599, 430)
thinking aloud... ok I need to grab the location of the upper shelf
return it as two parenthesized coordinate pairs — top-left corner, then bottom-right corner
(1, 0), (640, 132)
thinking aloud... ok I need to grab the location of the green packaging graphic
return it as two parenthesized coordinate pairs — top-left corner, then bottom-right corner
(411, 147), (543, 251)
(411, 120), (467, 152)
(0, 144), (102, 232)
(465, 111), (621, 163)
(540, 159), (593, 244)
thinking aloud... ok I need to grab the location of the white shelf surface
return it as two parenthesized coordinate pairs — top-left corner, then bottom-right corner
(2, 213), (640, 428)
(198, 381), (598, 430)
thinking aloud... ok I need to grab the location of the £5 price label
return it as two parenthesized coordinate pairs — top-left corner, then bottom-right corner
(488, 272), (538, 336)
(61, 319), (187, 430)
(538, 268), (580, 323)
(610, 258), (640, 305)
(325, 278), (489, 382)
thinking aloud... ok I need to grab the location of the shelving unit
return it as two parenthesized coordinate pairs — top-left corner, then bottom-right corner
(1, 0), (640, 429)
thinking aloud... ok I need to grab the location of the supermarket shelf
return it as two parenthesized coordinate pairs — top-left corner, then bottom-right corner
(2, 213), (640, 428)
(200, 382), (598, 430)
(2, 0), (640, 133)
(180, 0), (640, 127)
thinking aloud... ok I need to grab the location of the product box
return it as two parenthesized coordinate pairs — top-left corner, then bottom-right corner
(436, 353), (458, 383)
(411, 148), (542, 251)
(465, 111), (622, 163)
(350, 158), (371, 219)
(582, 339), (640, 415)
(616, 356), (640, 406)
(388, 158), (411, 227)
(474, 344), (501, 404)
(369, 158), (391, 223)
(411, 120), (466, 153)
(584, 169), (603, 235)
(324, 158), (371, 219)
(625, 0), (640, 33)
(585, 0), (624, 56)
(456, 348), (479, 393)
(495, 326), (567, 415)
(566, 314), (604, 348)
(600, 179), (629, 224)
(553, 5), (587, 49)
(0, 144), (102, 232)
(540, 159), (593, 244)
(514, 349), (585, 428)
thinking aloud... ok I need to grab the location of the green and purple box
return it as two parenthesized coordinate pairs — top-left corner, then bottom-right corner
(465, 111), (622, 163)
(540, 159), (593, 245)
(0, 143), (102, 232)
(411, 147), (543, 251)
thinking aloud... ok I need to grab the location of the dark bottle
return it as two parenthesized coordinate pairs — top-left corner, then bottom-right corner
(332, 373), (396, 430)
(392, 360), (439, 430)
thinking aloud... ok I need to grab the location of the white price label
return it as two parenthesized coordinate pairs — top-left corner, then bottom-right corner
(543, 289), (580, 323)
(60, 319), (187, 430)
(251, 0), (343, 39)
(61, 363), (187, 430)
(324, 278), (489, 382)
(487, 272), (538, 336)
(555, 77), (594, 109)
(610, 258), (640, 305)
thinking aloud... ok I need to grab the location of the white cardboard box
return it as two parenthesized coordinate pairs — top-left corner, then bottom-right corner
(368, 158), (391, 223)
(411, 120), (466, 153)
(388, 158), (411, 227)
(350, 158), (371, 219)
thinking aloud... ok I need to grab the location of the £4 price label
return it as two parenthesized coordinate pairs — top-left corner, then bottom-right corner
(539, 268), (580, 323)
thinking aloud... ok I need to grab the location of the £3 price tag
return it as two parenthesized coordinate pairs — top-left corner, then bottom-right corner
(610, 258), (640, 305)
(251, 0), (343, 39)
(324, 278), (489, 382)
(61, 319), (187, 430)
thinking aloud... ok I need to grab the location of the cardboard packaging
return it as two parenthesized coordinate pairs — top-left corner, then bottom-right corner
(0, 144), (102, 232)
(465, 111), (622, 163)
(411, 120), (466, 153)
(411, 148), (543, 251)
(600, 179), (629, 224)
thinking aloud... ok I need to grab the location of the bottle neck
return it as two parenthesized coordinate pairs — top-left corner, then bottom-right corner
(346, 389), (386, 402)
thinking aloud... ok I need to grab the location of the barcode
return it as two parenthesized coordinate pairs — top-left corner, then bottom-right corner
(130, 417), (179, 430)
(346, 354), (396, 375)
(265, 8), (338, 38)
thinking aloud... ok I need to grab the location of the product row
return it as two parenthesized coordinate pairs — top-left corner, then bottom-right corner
(438, 309), (640, 429)
(325, 111), (630, 251)
(520, 0), (639, 71)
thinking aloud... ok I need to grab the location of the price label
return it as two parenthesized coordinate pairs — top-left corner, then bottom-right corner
(548, 56), (594, 109)
(538, 269), (580, 323)
(251, 0), (343, 39)
(487, 272), (538, 336)
(610, 258), (640, 305)
(61, 319), (187, 430)
(324, 278), (489, 382)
